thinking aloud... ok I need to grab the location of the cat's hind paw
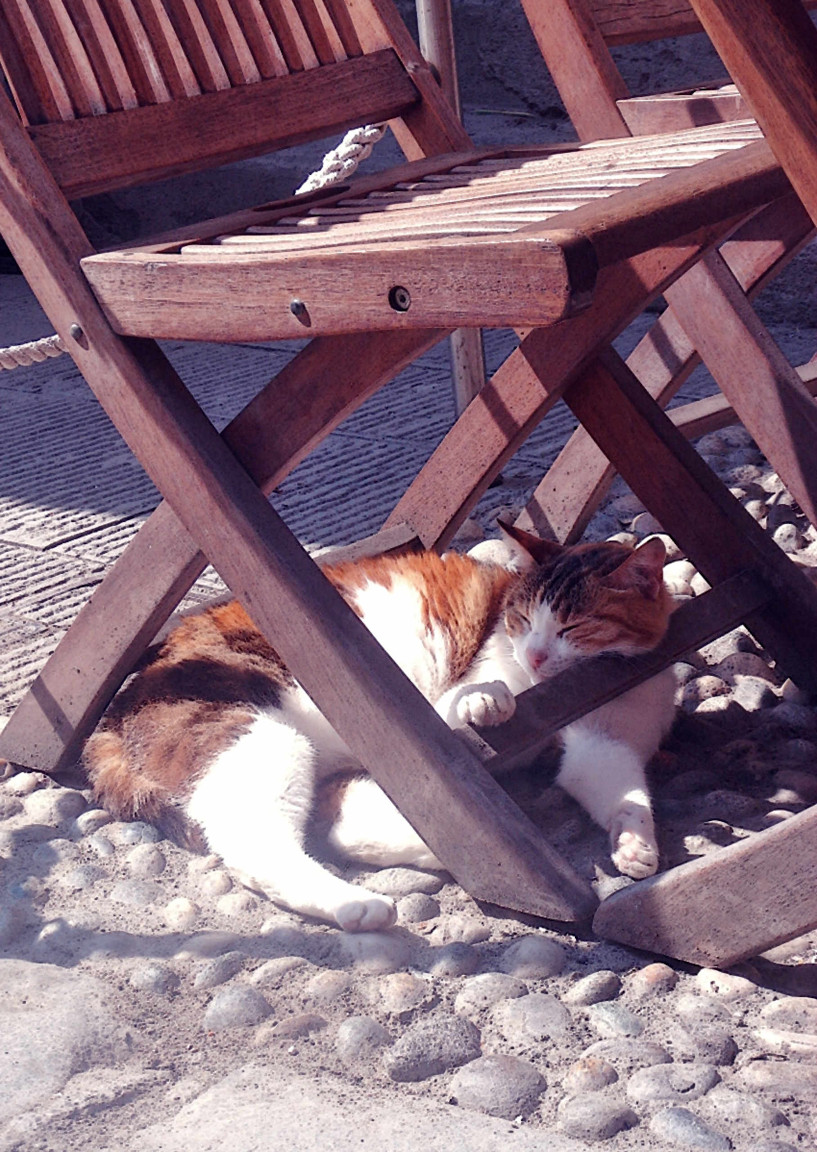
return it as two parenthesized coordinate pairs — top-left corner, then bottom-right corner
(455, 681), (516, 728)
(611, 828), (659, 880)
(334, 894), (397, 933)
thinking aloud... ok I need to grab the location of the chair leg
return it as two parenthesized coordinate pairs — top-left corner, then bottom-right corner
(519, 195), (814, 542)
(0, 329), (443, 773)
(593, 804), (817, 967)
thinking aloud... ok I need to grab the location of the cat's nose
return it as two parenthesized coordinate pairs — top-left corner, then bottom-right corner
(528, 647), (548, 672)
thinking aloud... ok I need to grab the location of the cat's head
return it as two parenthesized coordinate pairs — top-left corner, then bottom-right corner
(498, 521), (672, 684)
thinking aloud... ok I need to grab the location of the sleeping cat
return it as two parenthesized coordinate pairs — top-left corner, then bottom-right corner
(84, 525), (676, 932)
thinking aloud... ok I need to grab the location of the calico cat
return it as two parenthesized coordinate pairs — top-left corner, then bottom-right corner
(84, 526), (676, 932)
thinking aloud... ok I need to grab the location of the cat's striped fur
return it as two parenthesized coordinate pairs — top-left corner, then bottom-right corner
(85, 527), (675, 931)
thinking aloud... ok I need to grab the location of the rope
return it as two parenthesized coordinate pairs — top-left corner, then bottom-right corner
(295, 123), (387, 194)
(0, 124), (386, 370)
(0, 332), (66, 370)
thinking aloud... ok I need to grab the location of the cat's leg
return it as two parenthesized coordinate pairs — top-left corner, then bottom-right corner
(557, 725), (659, 879)
(326, 775), (442, 871)
(185, 713), (397, 931)
(435, 679), (516, 728)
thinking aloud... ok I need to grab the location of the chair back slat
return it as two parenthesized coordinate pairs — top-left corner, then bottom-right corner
(128, 0), (202, 98)
(67, 0), (141, 111)
(3, 0), (76, 122)
(198, 0), (263, 84)
(293, 0), (349, 63)
(230, 0), (290, 77)
(38, 0), (109, 116)
(261, 0), (321, 70)
(101, 0), (174, 104)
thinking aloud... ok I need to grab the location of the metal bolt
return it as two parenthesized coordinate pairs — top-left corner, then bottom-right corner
(69, 323), (84, 342)
(289, 298), (309, 324)
(388, 285), (411, 312)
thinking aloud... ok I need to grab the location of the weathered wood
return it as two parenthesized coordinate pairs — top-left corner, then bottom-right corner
(591, 0), (817, 45)
(29, 49), (420, 196)
(689, 0), (817, 229)
(593, 804), (817, 967)
(618, 86), (746, 135)
(474, 571), (771, 772)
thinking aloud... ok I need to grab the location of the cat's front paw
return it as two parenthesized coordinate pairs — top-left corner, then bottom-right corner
(455, 681), (516, 727)
(611, 828), (659, 879)
(334, 894), (397, 933)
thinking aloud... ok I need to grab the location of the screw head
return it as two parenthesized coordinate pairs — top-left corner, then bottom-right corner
(388, 285), (411, 312)
(68, 323), (84, 341)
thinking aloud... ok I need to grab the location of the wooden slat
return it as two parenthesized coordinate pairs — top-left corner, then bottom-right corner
(65, 0), (140, 111)
(163, 0), (231, 91)
(689, 0), (817, 230)
(130, 0), (202, 98)
(594, 804), (817, 967)
(29, 49), (420, 197)
(316, 0), (363, 56)
(292, 0), (348, 64)
(259, 0), (320, 70)
(2, 0), (75, 122)
(103, 0), (172, 104)
(618, 85), (747, 135)
(472, 571), (770, 773)
(198, 0), (262, 85)
(36, 0), (108, 117)
(229, 0), (290, 78)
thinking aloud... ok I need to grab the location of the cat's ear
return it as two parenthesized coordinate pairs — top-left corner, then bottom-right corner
(497, 519), (563, 572)
(601, 536), (667, 600)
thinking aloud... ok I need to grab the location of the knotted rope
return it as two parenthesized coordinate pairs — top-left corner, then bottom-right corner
(0, 123), (386, 370)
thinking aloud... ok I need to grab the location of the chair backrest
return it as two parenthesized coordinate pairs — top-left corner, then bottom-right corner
(0, 0), (468, 199)
(521, 0), (817, 141)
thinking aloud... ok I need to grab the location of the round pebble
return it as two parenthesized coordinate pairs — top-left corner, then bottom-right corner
(701, 1085), (788, 1130)
(454, 973), (527, 1018)
(582, 1038), (672, 1073)
(760, 995), (817, 1031)
(125, 843), (166, 878)
(86, 832), (115, 858)
(563, 1055), (618, 1093)
(304, 970), (351, 1003)
(365, 867), (444, 897)
(31, 838), (77, 867)
(249, 956), (310, 986)
(73, 808), (111, 836)
(336, 1016), (392, 1062)
(203, 985), (271, 1030)
(338, 931), (410, 975)
(492, 993), (571, 1043)
(628, 962), (679, 1000)
(449, 1054), (546, 1120)
(129, 962), (180, 995)
(199, 869), (232, 896)
(587, 1001), (644, 1039)
(24, 787), (86, 824)
(378, 972), (434, 1015)
(396, 893), (439, 923)
(557, 1094), (638, 1140)
(682, 676), (730, 712)
(109, 879), (159, 907)
(696, 968), (757, 1001)
(737, 1060), (817, 1096)
(426, 942), (479, 978)
(384, 1013), (481, 1082)
(499, 935), (566, 978)
(60, 863), (107, 891)
(216, 890), (259, 916)
(627, 1062), (720, 1104)
(163, 897), (200, 930)
(649, 1106), (732, 1150)
(563, 970), (621, 1007)
(176, 930), (240, 959)
(193, 951), (245, 989)
(105, 821), (160, 846)
(267, 1012), (327, 1040)
(674, 1024), (738, 1066)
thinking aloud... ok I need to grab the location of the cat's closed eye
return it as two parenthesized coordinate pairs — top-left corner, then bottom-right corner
(556, 623), (580, 638)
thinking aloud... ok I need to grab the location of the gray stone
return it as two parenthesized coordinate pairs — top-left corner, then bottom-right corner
(365, 867), (445, 897)
(193, 951), (246, 989)
(557, 1094), (638, 1140)
(303, 970), (352, 1002)
(384, 1013), (481, 1082)
(204, 985), (271, 1030)
(563, 970), (621, 1007)
(761, 996), (817, 1031)
(772, 522), (802, 552)
(713, 652), (778, 684)
(492, 993), (571, 1044)
(125, 842), (167, 877)
(31, 837), (78, 867)
(732, 675), (778, 711)
(498, 935), (566, 978)
(397, 892), (440, 922)
(176, 930), (241, 959)
(73, 807), (112, 836)
(105, 820), (161, 845)
(628, 962), (679, 1000)
(582, 1038), (672, 1074)
(266, 1012), (328, 1040)
(87, 832), (115, 858)
(772, 768), (817, 804)
(587, 1001), (644, 1039)
(695, 969), (757, 1001)
(60, 862), (108, 891)
(736, 1060), (817, 1097)
(378, 972), (434, 1015)
(428, 913), (491, 945)
(129, 962), (180, 995)
(682, 676), (730, 712)
(200, 869), (233, 896)
(454, 973), (527, 1018)
(338, 930), (411, 974)
(649, 1107), (732, 1150)
(449, 1054), (546, 1120)
(701, 1085), (788, 1130)
(627, 1062), (720, 1104)
(563, 1055), (618, 1093)
(163, 896), (200, 930)
(24, 786), (87, 824)
(336, 1016), (392, 1062)
(673, 1024), (738, 1066)
(426, 941), (479, 977)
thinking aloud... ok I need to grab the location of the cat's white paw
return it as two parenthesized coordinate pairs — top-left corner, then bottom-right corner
(611, 828), (659, 879)
(334, 894), (397, 933)
(456, 681), (516, 727)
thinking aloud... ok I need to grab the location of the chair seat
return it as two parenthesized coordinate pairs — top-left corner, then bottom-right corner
(618, 80), (746, 134)
(82, 120), (765, 341)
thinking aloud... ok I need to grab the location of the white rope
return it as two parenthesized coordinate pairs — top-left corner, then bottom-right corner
(0, 124), (387, 370)
(0, 332), (66, 371)
(295, 123), (387, 194)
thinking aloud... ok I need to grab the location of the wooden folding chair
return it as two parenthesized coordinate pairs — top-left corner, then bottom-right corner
(590, 0), (817, 967)
(516, 0), (817, 549)
(1, 0), (816, 951)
